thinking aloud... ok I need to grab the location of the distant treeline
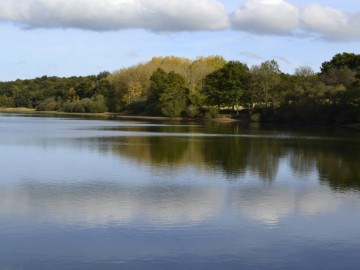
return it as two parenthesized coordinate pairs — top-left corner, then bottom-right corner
(0, 72), (110, 113)
(0, 52), (359, 124)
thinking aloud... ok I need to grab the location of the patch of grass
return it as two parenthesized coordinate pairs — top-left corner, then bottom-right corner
(0, 107), (36, 113)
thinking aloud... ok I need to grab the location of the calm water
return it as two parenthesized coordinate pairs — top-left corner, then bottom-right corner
(1, 113), (360, 270)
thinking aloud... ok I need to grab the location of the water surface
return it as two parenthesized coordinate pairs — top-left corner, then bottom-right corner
(1, 113), (360, 269)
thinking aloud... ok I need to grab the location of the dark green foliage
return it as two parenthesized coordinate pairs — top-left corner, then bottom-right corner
(37, 97), (61, 111)
(62, 95), (107, 113)
(0, 95), (14, 107)
(244, 54), (360, 125)
(147, 68), (189, 117)
(203, 61), (249, 109)
(321, 52), (360, 74)
(202, 106), (219, 119)
(0, 72), (111, 112)
(13, 88), (33, 108)
(75, 78), (95, 98)
(37, 95), (107, 113)
(321, 67), (357, 87)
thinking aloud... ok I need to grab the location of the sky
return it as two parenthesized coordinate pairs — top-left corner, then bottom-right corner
(0, 0), (359, 81)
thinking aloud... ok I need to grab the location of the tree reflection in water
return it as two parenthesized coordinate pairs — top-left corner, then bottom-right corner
(87, 123), (360, 190)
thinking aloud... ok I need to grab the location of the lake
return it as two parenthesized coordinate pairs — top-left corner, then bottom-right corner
(0, 113), (360, 270)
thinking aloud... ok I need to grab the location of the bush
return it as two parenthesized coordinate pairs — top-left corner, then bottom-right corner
(250, 113), (261, 122)
(36, 98), (61, 111)
(186, 104), (201, 118)
(127, 101), (147, 114)
(63, 100), (85, 113)
(87, 95), (108, 113)
(62, 95), (107, 113)
(203, 106), (219, 119)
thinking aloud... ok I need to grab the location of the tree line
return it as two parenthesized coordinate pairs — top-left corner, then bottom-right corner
(0, 52), (359, 124)
(0, 72), (110, 113)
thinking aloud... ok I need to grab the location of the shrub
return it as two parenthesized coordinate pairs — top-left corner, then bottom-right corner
(203, 106), (219, 119)
(186, 104), (201, 118)
(62, 95), (107, 113)
(250, 113), (261, 122)
(87, 95), (107, 113)
(36, 98), (61, 111)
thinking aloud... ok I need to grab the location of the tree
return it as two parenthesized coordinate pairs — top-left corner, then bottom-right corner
(321, 52), (360, 74)
(189, 56), (226, 91)
(249, 60), (282, 107)
(107, 56), (227, 113)
(295, 66), (315, 77)
(122, 81), (143, 106)
(159, 73), (188, 117)
(203, 61), (249, 114)
(321, 67), (356, 88)
(75, 78), (95, 98)
(147, 68), (189, 117)
(0, 95), (14, 107)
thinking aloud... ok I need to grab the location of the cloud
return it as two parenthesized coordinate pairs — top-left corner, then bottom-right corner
(301, 3), (360, 41)
(231, 0), (300, 35)
(0, 0), (229, 31)
(0, 0), (359, 41)
(239, 51), (263, 60)
(275, 56), (291, 65)
(231, 0), (360, 41)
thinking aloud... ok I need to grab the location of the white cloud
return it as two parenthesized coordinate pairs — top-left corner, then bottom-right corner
(0, 0), (359, 41)
(0, 0), (229, 31)
(231, 0), (360, 41)
(231, 0), (300, 35)
(301, 3), (360, 41)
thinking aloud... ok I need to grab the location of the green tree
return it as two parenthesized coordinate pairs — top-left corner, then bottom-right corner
(93, 77), (111, 98)
(147, 68), (189, 117)
(65, 87), (80, 102)
(321, 52), (360, 74)
(203, 61), (249, 114)
(0, 95), (14, 107)
(13, 88), (33, 108)
(75, 78), (95, 98)
(250, 60), (281, 108)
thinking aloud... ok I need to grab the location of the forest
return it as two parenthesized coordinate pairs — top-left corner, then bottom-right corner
(0, 52), (359, 124)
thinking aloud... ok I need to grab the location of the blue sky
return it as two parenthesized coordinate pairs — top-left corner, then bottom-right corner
(1, 0), (359, 81)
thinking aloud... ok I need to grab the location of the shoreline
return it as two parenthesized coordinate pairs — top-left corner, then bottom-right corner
(0, 108), (239, 123)
(1, 107), (359, 128)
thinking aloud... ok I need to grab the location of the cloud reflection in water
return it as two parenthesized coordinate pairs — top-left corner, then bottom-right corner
(0, 183), (225, 227)
(0, 181), (359, 229)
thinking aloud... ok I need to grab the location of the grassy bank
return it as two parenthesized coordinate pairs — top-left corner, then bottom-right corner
(0, 107), (36, 113)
